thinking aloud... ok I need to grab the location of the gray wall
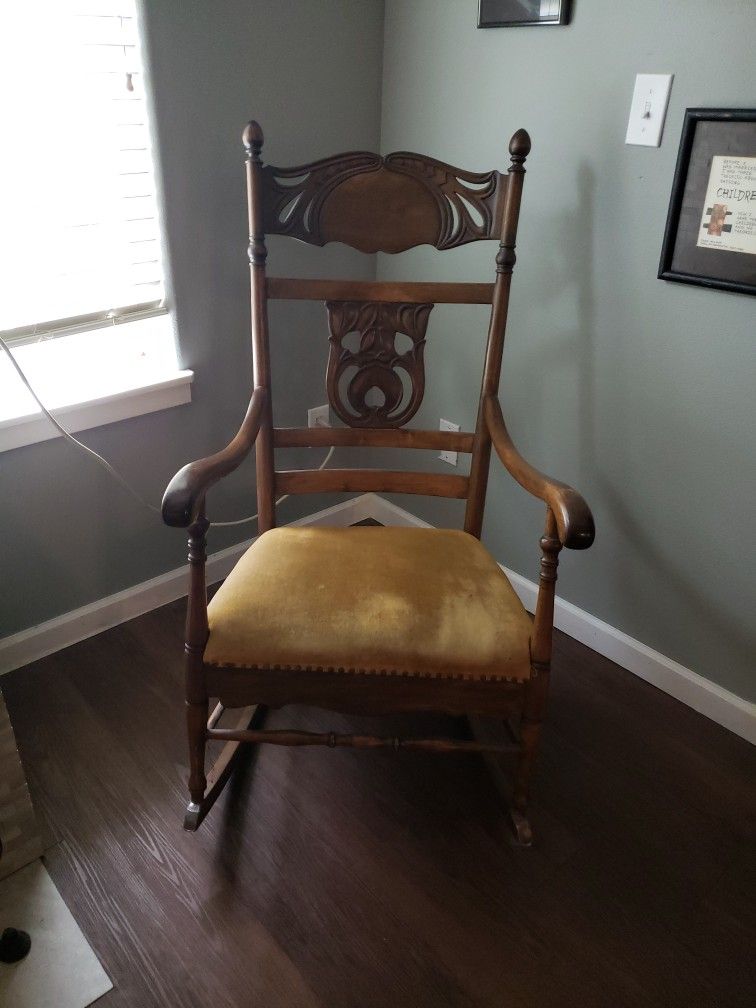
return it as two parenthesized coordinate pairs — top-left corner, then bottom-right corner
(378, 0), (755, 700)
(0, 0), (385, 636)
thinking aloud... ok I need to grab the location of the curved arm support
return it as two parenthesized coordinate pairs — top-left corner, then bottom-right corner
(483, 395), (594, 550)
(162, 387), (267, 528)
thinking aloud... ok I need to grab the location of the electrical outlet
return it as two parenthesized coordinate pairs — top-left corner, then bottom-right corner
(308, 404), (330, 428)
(439, 418), (460, 465)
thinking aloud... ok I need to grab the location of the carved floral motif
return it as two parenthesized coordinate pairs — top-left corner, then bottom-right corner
(325, 301), (433, 427)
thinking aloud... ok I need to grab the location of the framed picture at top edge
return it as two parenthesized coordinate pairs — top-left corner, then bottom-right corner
(478, 0), (571, 28)
(659, 108), (756, 297)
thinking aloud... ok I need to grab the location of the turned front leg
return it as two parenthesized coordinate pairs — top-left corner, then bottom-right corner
(513, 508), (561, 812)
(185, 513), (210, 805)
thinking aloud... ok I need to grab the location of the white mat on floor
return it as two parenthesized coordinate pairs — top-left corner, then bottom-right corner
(0, 860), (112, 1008)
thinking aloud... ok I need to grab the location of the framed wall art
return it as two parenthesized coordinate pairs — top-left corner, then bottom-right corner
(659, 108), (756, 296)
(478, 0), (571, 28)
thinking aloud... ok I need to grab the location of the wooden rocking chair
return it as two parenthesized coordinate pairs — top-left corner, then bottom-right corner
(162, 121), (594, 845)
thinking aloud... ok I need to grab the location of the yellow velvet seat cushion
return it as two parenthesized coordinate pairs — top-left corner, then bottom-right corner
(205, 526), (532, 682)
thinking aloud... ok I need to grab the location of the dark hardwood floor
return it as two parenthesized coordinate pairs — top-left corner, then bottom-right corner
(2, 598), (754, 1008)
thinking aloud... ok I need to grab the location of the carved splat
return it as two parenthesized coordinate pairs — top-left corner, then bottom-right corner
(261, 152), (504, 254)
(325, 301), (433, 428)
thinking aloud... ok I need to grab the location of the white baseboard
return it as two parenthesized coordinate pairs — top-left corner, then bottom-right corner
(0, 495), (376, 677)
(365, 495), (755, 745)
(3, 491), (753, 746)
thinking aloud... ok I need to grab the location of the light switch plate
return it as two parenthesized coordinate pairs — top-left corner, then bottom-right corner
(625, 73), (673, 147)
(439, 418), (460, 466)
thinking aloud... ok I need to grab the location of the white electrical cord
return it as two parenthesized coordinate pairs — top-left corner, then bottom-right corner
(0, 333), (333, 527)
(0, 332), (162, 515)
(210, 444), (335, 527)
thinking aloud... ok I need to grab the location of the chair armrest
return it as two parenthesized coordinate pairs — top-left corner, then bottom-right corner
(483, 395), (594, 550)
(162, 387), (267, 528)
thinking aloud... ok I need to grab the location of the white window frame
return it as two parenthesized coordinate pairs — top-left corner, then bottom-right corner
(0, 1), (191, 454)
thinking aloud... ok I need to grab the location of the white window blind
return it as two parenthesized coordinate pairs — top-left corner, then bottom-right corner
(0, 0), (165, 340)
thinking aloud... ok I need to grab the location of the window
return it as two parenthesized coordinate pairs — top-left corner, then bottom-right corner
(0, 1), (191, 453)
(0, 0), (165, 341)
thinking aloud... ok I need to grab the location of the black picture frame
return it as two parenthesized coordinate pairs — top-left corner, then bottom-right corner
(658, 108), (756, 297)
(477, 0), (571, 28)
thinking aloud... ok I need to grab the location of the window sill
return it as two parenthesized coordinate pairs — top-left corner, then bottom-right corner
(0, 315), (193, 453)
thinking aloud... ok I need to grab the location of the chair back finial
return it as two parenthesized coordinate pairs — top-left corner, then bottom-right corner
(243, 120), (264, 159)
(508, 128), (532, 165)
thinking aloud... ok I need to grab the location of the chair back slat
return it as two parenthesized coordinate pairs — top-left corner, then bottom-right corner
(275, 469), (469, 499)
(267, 278), (494, 305)
(274, 427), (475, 453)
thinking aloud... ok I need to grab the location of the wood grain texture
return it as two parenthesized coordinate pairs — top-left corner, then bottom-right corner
(3, 600), (754, 1007)
(162, 387), (266, 528)
(273, 426), (475, 452)
(274, 468), (469, 498)
(464, 131), (531, 539)
(205, 663), (523, 718)
(207, 727), (519, 754)
(483, 395), (594, 550)
(185, 705), (264, 832)
(266, 278), (494, 304)
(260, 151), (505, 254)
(244, 122), (276, 533)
